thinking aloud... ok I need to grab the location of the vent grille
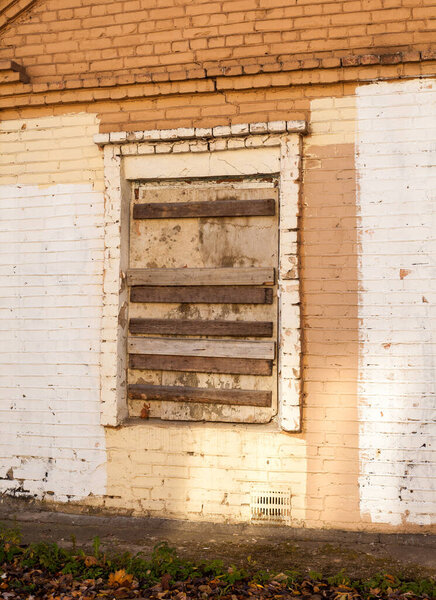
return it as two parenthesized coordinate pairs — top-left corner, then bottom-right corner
(250, 489), (291, 524)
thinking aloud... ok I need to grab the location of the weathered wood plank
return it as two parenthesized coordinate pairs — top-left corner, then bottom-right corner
(127, 337), (275, 359)
(127, 267), (275, 286)
(128, 384), (272, 407)
(133, 198), (275, 219)
(129, 354), (273, 375)
(130, 286), (273, 304)
(129, 318), (273, 337)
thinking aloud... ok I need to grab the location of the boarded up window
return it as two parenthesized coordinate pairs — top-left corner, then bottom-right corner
(127, 177), (278, 423)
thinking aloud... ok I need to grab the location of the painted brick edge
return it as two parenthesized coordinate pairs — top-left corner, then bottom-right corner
(94, 121), (307, 147)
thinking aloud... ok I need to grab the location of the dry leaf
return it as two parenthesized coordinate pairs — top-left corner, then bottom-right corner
(108, 569), (133, 588)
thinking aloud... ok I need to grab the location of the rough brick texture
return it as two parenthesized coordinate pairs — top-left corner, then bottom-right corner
(0, 0), (434, 533)
(0, 0), (435, 84)
(0, 0), (36, 33)
(0, 81), (434, 530)
(356, 79), (436, 526)
(0, 113), (107, 502)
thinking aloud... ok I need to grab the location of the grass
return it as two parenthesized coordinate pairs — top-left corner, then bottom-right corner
(0, 522), (435, 598)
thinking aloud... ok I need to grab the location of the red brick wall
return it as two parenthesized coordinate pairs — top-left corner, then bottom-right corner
(0, 0), (434, 83)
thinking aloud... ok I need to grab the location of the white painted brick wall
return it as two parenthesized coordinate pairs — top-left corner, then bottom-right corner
(356, 79), (436, 526)
(0, 114), (106, 502)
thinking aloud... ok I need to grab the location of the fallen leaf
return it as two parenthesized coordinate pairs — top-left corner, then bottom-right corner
(108, 569), (133, 588)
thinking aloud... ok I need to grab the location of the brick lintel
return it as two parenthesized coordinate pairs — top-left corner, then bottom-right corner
(93, 121), (308, 147)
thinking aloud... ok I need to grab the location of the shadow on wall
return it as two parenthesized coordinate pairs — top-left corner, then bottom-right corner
(301, 95), (361, 528)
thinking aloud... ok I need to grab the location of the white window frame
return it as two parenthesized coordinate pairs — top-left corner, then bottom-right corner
(94, 121), (306, 432)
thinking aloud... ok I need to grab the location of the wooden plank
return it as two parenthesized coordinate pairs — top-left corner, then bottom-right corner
(127, 267), (275, 286)
(133, 198), (275, 219)
(129, 318), (273, 337)
(128, 384), (272, 407)
(128, 337), (275, 359)
(129, 354), (273, 375)
(130, 286), (273, 304)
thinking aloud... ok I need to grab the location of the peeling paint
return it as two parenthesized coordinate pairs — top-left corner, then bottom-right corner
(356, 79), (436, 526)
(0, 183), (107, 502)
(0, 109), (107, 503)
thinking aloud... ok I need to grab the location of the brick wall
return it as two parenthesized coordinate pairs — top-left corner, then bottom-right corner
(356, 79), (436, 526)
(105, 422), (309, 522)
(0, 0), (434, 531)
(0, 79), (434, 531)
(0, 0), (434, 83)
(0, 113), (107, 502)
(301, 96), (361, 527)
(103, 82), (433, 530)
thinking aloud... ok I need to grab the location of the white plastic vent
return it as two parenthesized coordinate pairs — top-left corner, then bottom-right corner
(250, 489), (291, 524)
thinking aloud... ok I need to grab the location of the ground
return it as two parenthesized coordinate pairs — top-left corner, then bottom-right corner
(0, 500), (435, 580)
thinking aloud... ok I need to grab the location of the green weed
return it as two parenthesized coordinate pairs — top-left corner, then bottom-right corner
(0, 522), (434, 598)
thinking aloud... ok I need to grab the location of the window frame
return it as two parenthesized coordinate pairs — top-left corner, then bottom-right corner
(95, 121), (305, 432)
